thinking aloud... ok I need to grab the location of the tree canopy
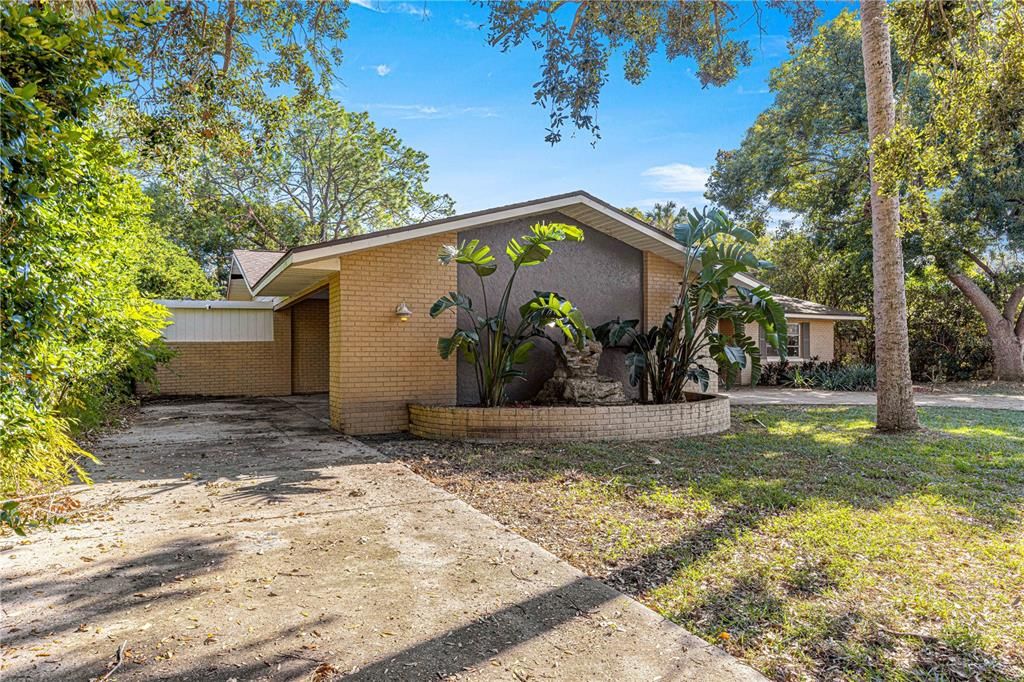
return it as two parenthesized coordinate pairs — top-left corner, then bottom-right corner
(482, 1), (819, 143)
(707, 7), (1024, 379)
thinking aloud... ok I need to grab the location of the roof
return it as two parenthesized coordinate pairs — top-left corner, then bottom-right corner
(770, 295), (865, 320)
(250, 190), (764, 297)
(232, 249), (285, 290)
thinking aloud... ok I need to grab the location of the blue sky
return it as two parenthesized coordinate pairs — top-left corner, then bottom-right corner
(333, 1), (852, 214)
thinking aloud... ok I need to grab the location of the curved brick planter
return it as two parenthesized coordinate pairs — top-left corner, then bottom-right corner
(408, 394), (730, 442)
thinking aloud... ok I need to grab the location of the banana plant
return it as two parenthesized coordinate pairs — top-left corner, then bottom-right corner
(432, 222), (592, 406)
(595, 208), (787, 403)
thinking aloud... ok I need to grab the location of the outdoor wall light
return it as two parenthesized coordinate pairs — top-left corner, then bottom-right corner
(395, 302), (412, 322)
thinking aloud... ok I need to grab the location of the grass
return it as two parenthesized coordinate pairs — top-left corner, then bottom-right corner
(382, 406), (1024, 681)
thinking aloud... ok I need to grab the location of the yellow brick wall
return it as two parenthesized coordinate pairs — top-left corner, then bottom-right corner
(409, 397), (730, 441)
(642, 252), (683, 329)
(291, 298), (329, 394)
(642, 253), (717, 394)
(328, 272), (343, 427)
(331, 233), (457, 434)
(151, 310), (292, 396)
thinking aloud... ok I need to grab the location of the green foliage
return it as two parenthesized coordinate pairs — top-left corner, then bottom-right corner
(1, 3), (168, 498)
(432, 222), (591, 406)
(621, 201), (689, 233)
(758, 358), (877, 391)
(211, 95), (455, 244)
(483, 1), (820, 143)
(708, 9), (1023, 381)
(133, 229), (220, 300)
(107, 0), (350, 176)
(595, 209), (787, 402)
(146, 180), (305, 288)
(155, 95), (455, 281)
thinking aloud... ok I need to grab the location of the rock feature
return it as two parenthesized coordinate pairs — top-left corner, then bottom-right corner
(536, 340), (629, 405)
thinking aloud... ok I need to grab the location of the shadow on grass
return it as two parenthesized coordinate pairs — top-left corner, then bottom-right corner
(379, 405), (1024, 680)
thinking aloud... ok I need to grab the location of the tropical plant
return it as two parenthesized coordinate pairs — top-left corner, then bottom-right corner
(431, 223), (592, 407)
(758, 358), (877, 392)
(595, 208), (787, 403)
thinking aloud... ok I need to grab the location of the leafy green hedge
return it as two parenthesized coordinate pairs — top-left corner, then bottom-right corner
(1, 4), (175, 498)
(757, 358), (877, 392)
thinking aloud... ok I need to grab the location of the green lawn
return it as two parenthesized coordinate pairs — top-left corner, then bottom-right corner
(387, 406), (1024, 681)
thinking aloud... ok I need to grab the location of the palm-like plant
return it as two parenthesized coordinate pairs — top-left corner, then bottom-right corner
(431, 222), (592, 407)
(596, 208), (787, 403)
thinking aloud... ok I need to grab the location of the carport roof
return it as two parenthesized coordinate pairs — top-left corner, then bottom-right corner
(249, 190), (763, 298)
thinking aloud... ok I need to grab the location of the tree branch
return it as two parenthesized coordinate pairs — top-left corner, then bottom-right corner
(962, 248), (997, 282)
(947, 270), (1003, 328)
(1005, 284), (1024, 324)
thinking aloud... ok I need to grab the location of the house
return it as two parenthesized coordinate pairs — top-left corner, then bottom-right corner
(152, 191), (863, 435)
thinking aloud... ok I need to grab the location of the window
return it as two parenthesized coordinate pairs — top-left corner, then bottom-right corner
(766, 323), (802, 358)
(786, 323), (800, 357)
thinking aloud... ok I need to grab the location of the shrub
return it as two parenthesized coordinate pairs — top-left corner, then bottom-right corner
(757, 358), (877, 391)
(1, 4), (168, 500)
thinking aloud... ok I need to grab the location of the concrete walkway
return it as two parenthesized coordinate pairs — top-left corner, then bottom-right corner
(725, 387), (1024, 411)
(1, 397), (762, 681)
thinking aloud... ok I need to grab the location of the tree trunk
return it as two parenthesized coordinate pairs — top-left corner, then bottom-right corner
(948, 274), (1024, 381)
(860, 0), (919, 431)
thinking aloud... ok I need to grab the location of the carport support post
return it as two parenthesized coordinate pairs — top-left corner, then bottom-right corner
(328, 269), (344, 431)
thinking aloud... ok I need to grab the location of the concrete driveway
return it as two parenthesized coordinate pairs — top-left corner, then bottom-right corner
(725, 387), (1024, 411)
(1, 397), (761, 681)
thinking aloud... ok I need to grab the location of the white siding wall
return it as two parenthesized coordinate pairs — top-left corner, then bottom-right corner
(162, 308), (274, 342)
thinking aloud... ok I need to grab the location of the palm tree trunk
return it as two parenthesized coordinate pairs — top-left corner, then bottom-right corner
(860, 0), (919, 431)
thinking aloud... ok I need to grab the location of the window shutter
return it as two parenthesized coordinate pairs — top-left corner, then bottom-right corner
(759, 327), (768, 358)
(800, 322), (811, 358)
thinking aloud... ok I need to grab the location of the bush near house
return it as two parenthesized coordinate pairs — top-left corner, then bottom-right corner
(431, 222), (591, 407)
(0, 4), (192, 506)
(596, 208), (788, 401)
(758, 358), (877, 391)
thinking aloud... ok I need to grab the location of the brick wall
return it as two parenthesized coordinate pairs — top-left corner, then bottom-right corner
(409, 396), (730, 442)
(807, 319), (835, 360)
(642, 252), (682, 329)
(152, 310), (292, 396)
(328, 272), (343, 427)
(331, 233), (457, 434)
(291, 298), (329, 394)
(642, 253), (718, 394)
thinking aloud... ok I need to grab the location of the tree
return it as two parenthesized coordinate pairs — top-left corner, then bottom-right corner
(146, 180), (307, 288)
(483, 1), (820, 143)
(206, 96), (454, 247)
(708, 9), (1024, 383)
(622, 201), (688, 232)
(860, 0), (917, 430)
(104, 0), (350, 176)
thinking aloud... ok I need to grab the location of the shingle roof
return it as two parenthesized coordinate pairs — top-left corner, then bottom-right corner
(771, 295), (864, 319)
(233, 249), (285, 289)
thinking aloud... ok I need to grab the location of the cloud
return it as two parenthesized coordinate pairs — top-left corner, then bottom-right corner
(454, 17), (482, 30)
(375, 64), (392, 77)
(641, 163), (710, 193)
(367, 103), (499, 120)
(349, 1), (431, 18)
(736, 84), (770, 96)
